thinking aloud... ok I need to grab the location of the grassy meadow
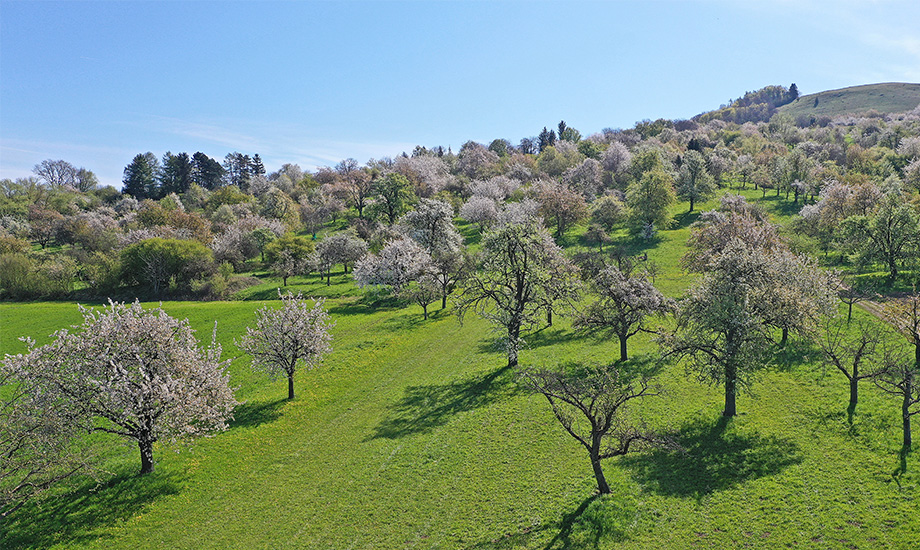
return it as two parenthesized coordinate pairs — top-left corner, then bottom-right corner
(777, 82), (920, 120)
(2, 190), (919, 549)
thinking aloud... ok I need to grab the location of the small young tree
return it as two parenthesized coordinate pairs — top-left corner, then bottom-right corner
(875, 350), (920, 450)
(519, 363), (662, 494)
(405, 273), (441, 320)
(576, 265), (673, 361)
(818, 319), (888, 420)
(534, 180), (588, 239)
(237, 291), (334, 400)
(5, 301), (237, 475)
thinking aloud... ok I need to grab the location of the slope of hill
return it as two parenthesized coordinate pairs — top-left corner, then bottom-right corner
(777, 82), (920, 119)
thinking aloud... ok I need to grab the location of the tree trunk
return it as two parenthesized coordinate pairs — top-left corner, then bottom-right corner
(138, 434), (155, 475)
(508, 321), (520, 368)
(903, 390), (912, 450)
(849, 375), (859, 413)
(422, 304), (428, 320)
(441, 292), (447, 310)
(780, 327), (789, 347)
(590, 448), (611, 494)
(326, 272), (331, 286)
(619, 334), (628, 362)
(283, 275), (288, 286)
(689, 197), (695, 213)
(723, 362), (737, 417)
(288, 372), (295, 400)
(546, 308), (553, 327)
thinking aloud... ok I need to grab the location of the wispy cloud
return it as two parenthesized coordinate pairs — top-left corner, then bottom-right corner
(138, 114), (418, 170)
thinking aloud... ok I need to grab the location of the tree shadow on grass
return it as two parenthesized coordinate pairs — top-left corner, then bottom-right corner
(463, 493), (635, 550)
(327, 293), (407, 317)
(0, 469), (183, 550)
(673, 209), (703, 230)
(380, 311), (426, 332)
(621, 416), (802, 499)
(473, 327), (590, 357)
(370, 365), (517, 439)
(770, 338), (821, 372)
(229, 398), (287, 429)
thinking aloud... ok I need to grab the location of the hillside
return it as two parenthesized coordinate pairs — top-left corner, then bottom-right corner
(3, 191), (920, 549)
(777, 82), (920, 120)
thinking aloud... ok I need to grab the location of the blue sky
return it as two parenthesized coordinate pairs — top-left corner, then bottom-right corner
(2, 0), (920, 189)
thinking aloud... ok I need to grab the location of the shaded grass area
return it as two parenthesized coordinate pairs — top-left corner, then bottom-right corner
(1, 470), (184, 550)
(621, 416), (803, 499)
(371, 365), (517, 439)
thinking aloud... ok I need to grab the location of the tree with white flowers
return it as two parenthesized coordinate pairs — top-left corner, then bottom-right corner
(5, 301), (238, 475)
(237, 291), (334, 401)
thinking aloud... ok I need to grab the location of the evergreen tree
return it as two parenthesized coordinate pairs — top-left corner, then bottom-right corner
(191, 152), (225, 190)
(122, 153), (159, 199)
(251, 154), (266, 177)
(160, 152), (194, 196)
(538, 127), (557, 152)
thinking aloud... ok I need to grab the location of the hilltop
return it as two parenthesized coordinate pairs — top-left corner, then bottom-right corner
(777, 82), (920, 121)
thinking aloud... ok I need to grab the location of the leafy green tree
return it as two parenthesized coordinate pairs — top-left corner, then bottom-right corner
(250, 228), (277, 263)
(677, 150), (715, 212)
(665, 239), (833, 417)
(372, 173), (415, 225)
(74, 168), (99, 193)
(840, 191), (920, 282)
(264, 233), (315, 266)
(626, 168), (676, 238)
(120, 238), (215, 296)
(259, 187), (300, 229)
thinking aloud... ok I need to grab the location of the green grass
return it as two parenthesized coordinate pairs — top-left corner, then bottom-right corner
(777, 82), (920, 119)
(2, 190), (920, 549)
